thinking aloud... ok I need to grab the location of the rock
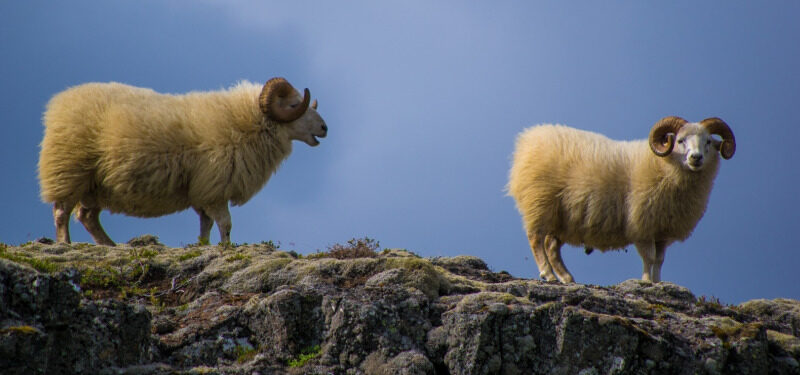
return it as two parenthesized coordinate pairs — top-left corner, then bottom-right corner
(127, 235), (162, 247)
(35, 237), (54, 245)
(0, 241), (798, 374)
(739, 298), (800, 336)
(0, 259), (150, 375)
(361, 350), (435, 375)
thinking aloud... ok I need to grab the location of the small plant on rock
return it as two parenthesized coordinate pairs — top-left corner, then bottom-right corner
(323, 237), (380, 259)
(287, 345), (321, 368)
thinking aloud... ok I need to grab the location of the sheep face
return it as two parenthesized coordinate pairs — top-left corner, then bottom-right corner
(671, 123), (719, 172)
(649, 116), (736, 171)
(259, 78), (328, 147)
(285, 104), (328, 147)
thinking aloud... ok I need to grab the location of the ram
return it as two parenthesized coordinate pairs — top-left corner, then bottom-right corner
(38, 77), (327, 246)
(507, 117), (735, 283)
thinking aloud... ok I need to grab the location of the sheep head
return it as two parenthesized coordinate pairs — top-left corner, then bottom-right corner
(650, 116), (735, 172)
(259, 77), (327, 146)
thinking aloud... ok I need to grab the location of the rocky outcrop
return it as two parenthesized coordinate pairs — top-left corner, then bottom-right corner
(0, 258), (150, 374)
(0, 239), (798, 374)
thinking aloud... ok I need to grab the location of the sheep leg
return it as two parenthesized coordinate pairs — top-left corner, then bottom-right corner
(53, 201), (74, 244)
(193, 207), (214, 244)
(544, 234), (574, 283)
(76, 205), (116, 246)
(635, 241), (656, 282)
(650, 240), (669, 283)
(204, 204), (232, 244)
(527, 230), (557, 281)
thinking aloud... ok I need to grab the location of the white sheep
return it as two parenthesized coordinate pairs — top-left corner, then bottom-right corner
(507, 117), (735, 283)
(38, 77), (327, 246)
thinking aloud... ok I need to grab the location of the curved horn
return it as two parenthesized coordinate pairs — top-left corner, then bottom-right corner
(258, 78), (311, 123)
(649, 116), (687, 157)
(701, 117), (736, 159)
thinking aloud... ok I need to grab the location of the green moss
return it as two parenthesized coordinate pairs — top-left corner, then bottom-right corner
(130, 247), (159, 260)
(287, 345), (321, 368)
(710, 318), (763, 350)
(650, 303), (672, 314)
(255, 257), (293, 274)
(0, 247), (59, 273)
(179, 250), (203, 261)
(0, 325), (41, 335)
(73, 242), (93, 250)
(225, 253), (250, 262)
(81, 266), (123, 289)
(187, 366), (217, 374)
(235, 344), (258, 363)
(384, 256), (432, 272)
(499, 293), (517, 304)
(458, 292), (525, 310)
(767, 330), (800, 355)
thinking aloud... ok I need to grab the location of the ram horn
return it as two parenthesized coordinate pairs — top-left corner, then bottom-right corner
(649, 116), (687, 157)
(701, 117), (736, 159)
(258, 78), (311, 123)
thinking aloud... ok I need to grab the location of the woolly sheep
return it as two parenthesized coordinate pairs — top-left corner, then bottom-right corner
(38, 77), (327, 246)
(507, 117), (735, 283)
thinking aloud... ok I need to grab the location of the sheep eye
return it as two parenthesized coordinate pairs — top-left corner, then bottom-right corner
(677, 139), (685, 144)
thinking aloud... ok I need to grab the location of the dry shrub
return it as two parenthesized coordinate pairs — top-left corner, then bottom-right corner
(325, 237), (380, 259)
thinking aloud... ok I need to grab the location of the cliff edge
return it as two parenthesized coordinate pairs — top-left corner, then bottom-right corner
(1, 237), (798, 374)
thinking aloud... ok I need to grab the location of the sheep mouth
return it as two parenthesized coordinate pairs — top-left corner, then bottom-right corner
(308, 133), (325, 146)
(687, 160), (704, 171)
(310, 132), (327, 146)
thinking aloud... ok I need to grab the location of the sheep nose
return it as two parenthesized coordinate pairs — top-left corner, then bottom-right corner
(689, 153), (703, 162)
(321, 124), (328, 132)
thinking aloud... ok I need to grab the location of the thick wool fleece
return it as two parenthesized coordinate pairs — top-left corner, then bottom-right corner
(39, 81), (292, 217)
(507, 124), (720, 251)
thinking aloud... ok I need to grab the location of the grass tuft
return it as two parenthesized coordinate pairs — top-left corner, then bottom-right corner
(287, 345), (321, 368)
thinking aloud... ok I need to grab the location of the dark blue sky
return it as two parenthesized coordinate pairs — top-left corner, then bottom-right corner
(2, 1), (798, 304)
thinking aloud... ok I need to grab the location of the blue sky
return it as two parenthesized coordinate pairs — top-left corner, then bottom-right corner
(1, 1), (798, 304)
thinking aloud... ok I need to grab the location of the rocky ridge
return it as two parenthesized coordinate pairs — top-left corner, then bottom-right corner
(1, 236), (798, 374)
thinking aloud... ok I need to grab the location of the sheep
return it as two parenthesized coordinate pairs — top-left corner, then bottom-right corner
(507, 116), (735, 283)
(38, 77), (327, 246)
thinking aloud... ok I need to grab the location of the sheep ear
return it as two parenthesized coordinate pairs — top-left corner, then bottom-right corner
(711, 138), (723, 151)
(311, 99), (318, 110)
